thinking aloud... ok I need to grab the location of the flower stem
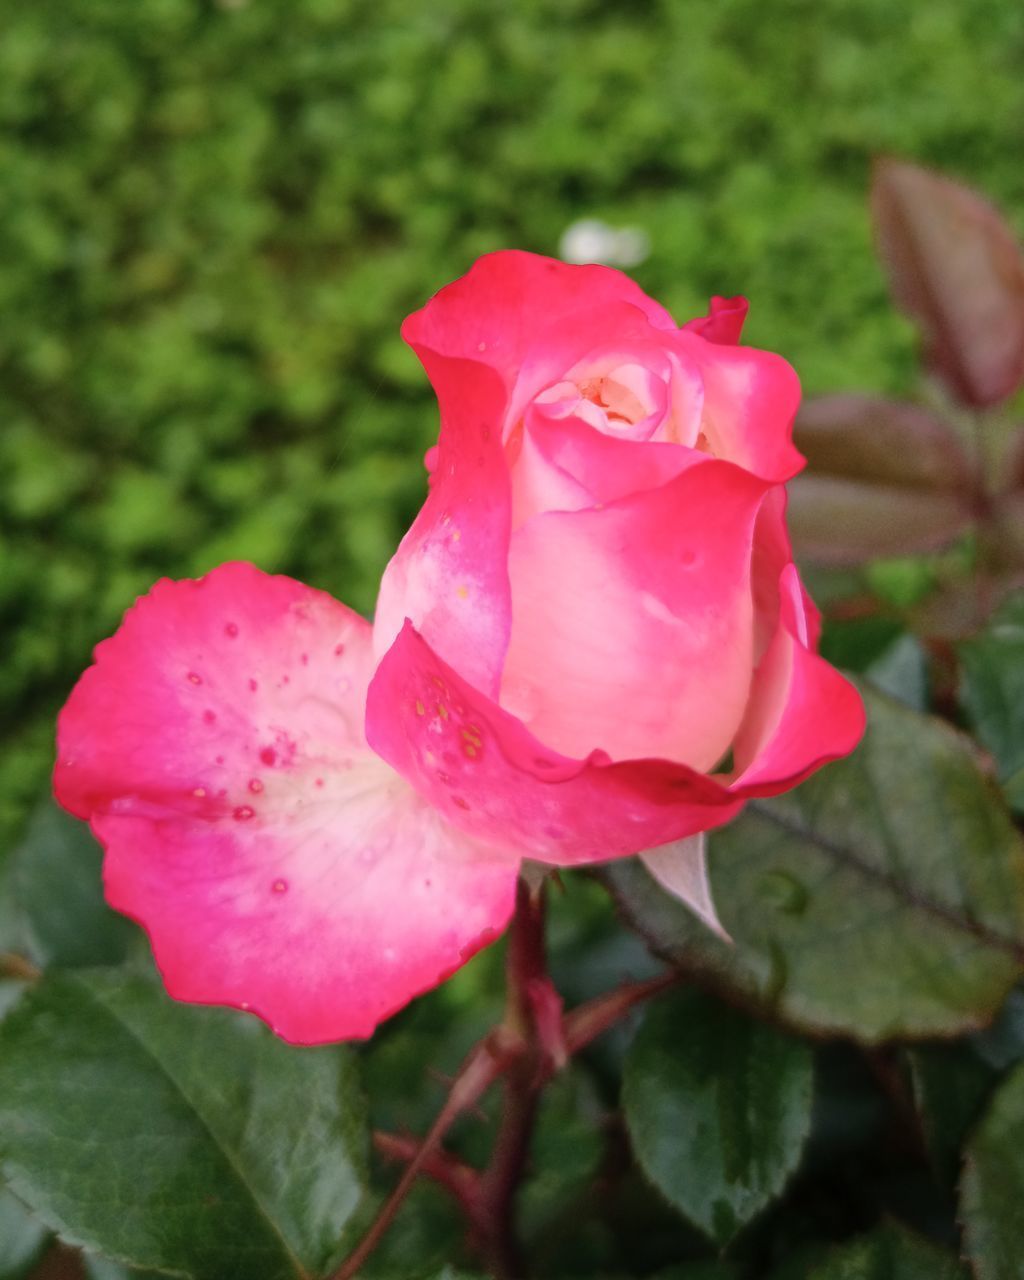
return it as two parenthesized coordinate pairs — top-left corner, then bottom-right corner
(328, 1029), (520, 1280)
(477, 876), (548, 1279)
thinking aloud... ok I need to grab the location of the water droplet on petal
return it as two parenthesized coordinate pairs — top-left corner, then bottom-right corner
(187, 672), (202, 685)
(271, 878), (288, 894)
(334, 643), (345, 656)
(260, 747), (277, 766)
(248, 678), (258, 692)
(233, 805), (255, 821)
(192, 787), (207, 798)
(452, 796), (471, 810)
(203, 710), (217, 725)
(248, 778), (263, 794)
(225, 622), (239, 638)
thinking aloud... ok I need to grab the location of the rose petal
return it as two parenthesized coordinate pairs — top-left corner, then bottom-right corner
(403, 249), (677, 377)
(512, 413), (696, 528)
(640, 832), (730, 941)
(366, 621), (743, 868)
(500, 457), (770, 770)
(682, 295), (750, 345)
(55, 563), (519, 1043)
(731, 564), (866, 794)
(373, 355), (514, 699)
(676, 331), (805, 483)
(403, 254), (678, 438)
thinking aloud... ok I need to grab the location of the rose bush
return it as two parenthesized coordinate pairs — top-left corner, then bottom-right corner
(53, 252), (864, 1044)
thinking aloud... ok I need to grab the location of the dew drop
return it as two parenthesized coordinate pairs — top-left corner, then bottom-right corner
(248, 678), (258, 692)
(233, 805), (255, 822)
(334, 643), (345, 656)
(225, 622), (239, 638)
(260, 747), (277, 766)
(192, 787), (207, 798)
(187, 672), (202, 685)
(271, 878), (288, 894)
(203, 709), (217, 725)
(248, 777), (264, 794)
(215, 755), (225, 765)
(452, 796), (471, 810)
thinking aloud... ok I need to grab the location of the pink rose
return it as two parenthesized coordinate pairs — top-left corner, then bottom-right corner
(54, 252), (864, 1044)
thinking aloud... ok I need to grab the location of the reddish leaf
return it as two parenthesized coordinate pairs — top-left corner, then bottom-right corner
(788, 394), (975, 563)
(871, 158), (1024, 408)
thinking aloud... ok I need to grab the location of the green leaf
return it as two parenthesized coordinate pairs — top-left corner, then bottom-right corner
(0, 1187), (49, 1280)
(907, 1043), (993, 1188)
(960, 592), (1024, 808)
(961, 1059), (1024, 1279)
(0, 970), (368, 1280)
(83, 1257), (168, 1280)
(866, 634), (928, 711)
(2, 800), (135, 969)
(604, 688), (1024, 1041)
(520, 1067), (606, 1254)
(622, 989), (813, 1244)
(806, 1220), (967, 1278)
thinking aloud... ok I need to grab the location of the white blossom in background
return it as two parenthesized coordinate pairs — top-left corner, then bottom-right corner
(559, 218), (651, 268)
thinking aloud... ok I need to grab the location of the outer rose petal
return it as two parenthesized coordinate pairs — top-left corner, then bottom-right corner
(675, 330), (805, 483)
(731, 564), (866, 794)
(366, 622), (743, 868)
(500, 457), (770, 770)
(402, 251), (676, 392)
(682, 295), (749, 345)
(373, 355), (514, 698)
(55, 563), (519, 1044)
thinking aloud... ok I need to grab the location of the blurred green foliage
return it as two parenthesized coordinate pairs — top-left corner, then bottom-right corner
(1, 0), (1023, 842)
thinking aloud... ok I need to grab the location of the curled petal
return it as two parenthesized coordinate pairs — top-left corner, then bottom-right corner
(676, 331), (805, 483)
(366, 621), (743, 868)
(55, 563), (519, 1043)
(731, 564), (866, 795)
(373, 355), (514, 699)
(512, 413), (695, 528)
(682, 295), (749, 345)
